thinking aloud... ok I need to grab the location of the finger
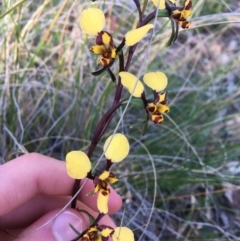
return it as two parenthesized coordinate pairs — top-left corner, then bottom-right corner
(0, 195), (70, 229)
(0, 194), (115, 229)
(0, 153), (122, 216)
(79, 179), (122, 214)
(1, 208), (115, 241)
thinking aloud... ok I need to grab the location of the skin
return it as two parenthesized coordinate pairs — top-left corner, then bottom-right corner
(0, 153), (122, 241)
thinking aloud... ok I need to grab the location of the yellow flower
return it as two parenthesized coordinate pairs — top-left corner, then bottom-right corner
(66, 151), (91, 179)
(66, 151), (119, 214)
(125, 24), (154, 46)
(119, 71), (170, 124)
(82, 225), (134, 241)
(147, 92), (170, 124)
(66, 134), (129, 214)
(79, 8), (116, 67)
(103, 133), (130, 163)
(151, 0), (192, 29)
(80, 8), (155, 56)
(94, 133), (129, 213)
(169, 0), (192, 29)
(90, 31), (117, 67)
(94, 171), (118, 214)
(82, 226), (101, 241)
(171, 0), (192, 19)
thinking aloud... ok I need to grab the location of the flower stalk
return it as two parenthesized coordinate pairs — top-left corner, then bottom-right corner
(65, 1), (193, 240)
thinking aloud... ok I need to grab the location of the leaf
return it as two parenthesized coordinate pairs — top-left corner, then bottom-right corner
(0, 0), (27, 19)
(77, 209), (95, 225)
(107, 69), (116, 83)
(157, 9), (169, 17)
(91, 59), (115, 76)
(166, 19), (178, 47)
(130, 119), (146, 129)
(142, 116), (149, 136)
(69, 223), (81, 235)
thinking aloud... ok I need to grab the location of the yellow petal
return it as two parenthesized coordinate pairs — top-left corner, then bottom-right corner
(101, 227), (114, 238)
(171, 9), (181, 18)
(66, 151), (91, 179)
(184, 0), (192, 9)
(98, 57), (111, 66)
(151, 114), (164, 124)
(102, 31), (112, 45)
(94, 183), (100, 193)
(97, 192), (109, 214)
(103, 133), (130, 163)
(119, 72), (144, 98)
(88, 227), (98, 232)
(90, 45), (106, 55)
(112, 227), (134, 241)
(111, 48), (117, 58)
(79, 8), (105, 35)
(99, 170), (110, 180)
(182, 10), (192, 18)
(99, 171), (118, 183)
(158, 92), (167, 103)
(107, 176), (118, 184)
(143, 72), (168, 92)
(125, 24), (154, 46)
(178, 20), (190, 29)
(157, 104), (170, 113)
(147, 103), (157, 113)
(151, 0), (166, 9)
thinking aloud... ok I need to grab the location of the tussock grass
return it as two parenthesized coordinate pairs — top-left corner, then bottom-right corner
(1, 0), (240, 240)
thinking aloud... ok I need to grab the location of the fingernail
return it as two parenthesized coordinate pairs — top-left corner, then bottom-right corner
(52, 211), (83, 241)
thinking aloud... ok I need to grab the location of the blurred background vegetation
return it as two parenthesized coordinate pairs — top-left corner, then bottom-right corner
(1, 0), (240, 240)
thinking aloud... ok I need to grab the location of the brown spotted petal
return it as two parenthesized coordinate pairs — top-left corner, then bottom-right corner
(184, 0), (192, 10)
(168, 0), (192, 29)
(92, 31), (116, 67)
(93, 175), (111, 214)
(171, 10), (182, 20)
(157, 104), (170, 113)
(151, 114), (164, 124)
(98, 225), (114, 238)
(147, 100), (169, 124)
(147, 102), (157, 114)
(155, 92), (168, 105)
(178, 20), (190, 29)
(98, 57), (111, 67)
(90, 45), (106, 55)
(82, 226), (101, 241)
(94, 179), (108, 193)
(98, 188), (110, 214)
(106, 172), (118, 184)
(96, 31), (114, 46)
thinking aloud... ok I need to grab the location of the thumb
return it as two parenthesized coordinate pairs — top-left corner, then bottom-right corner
(14, 208), (89, 241)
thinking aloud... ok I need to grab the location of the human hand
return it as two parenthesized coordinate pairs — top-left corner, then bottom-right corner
(0, 153), (122, 241)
